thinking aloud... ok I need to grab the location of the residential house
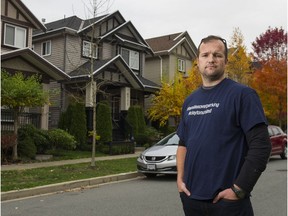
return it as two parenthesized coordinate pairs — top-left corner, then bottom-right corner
(145, 31), (198, 85)
(144, 32), (198, 126)
(1, 0), (70, 131)
(31, 11), (160, 140)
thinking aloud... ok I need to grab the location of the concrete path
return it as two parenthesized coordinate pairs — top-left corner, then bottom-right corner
(1, 152), (141, 171)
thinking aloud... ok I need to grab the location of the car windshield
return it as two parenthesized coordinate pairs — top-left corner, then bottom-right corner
(155, 133), (179, 146)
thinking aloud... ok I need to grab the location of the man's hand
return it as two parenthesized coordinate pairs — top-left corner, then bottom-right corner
(177, 180), (191, 196)
(212, 188), (239, 203)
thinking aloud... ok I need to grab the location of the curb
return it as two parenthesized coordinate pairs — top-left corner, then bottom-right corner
(1, 172), (144, 201)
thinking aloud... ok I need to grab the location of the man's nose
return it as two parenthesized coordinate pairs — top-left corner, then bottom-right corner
(208, 54), (215, 62)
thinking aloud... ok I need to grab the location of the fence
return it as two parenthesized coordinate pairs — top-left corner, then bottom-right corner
(1, 110), (41, 132)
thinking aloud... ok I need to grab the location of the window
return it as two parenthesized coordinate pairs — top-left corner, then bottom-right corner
(178, 59), (186, 72)
(4, 24), (26, 48)
(121, 48), (139, 70)
(82, 40), (97, 58)
(41, 41), (51, 56)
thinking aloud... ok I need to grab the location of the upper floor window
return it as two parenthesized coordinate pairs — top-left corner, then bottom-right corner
(41, 40), (51, 56)
(4, 23), (26, 48)
(178, 58), (186, 72)
(82, 40), (98, 59)
(121, 48), (139, 70)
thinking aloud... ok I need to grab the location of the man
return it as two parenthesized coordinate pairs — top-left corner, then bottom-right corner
(176, 35), (271, 216)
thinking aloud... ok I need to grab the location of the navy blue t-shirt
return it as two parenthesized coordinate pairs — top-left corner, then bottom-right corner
(177, 78), (267, 200)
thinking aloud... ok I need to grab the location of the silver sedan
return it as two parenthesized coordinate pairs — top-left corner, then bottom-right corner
(137, 132), (179, 177)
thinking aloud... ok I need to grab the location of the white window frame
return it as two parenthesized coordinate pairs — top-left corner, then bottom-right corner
(4, 23), (27, 48)
(82, 40), (98, 59)
(178, 58), (186, 72)
(41, 40), (51, 56)
(121, 48), (140, 70)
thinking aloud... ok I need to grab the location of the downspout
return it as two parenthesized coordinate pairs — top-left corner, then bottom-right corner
(61, 32), (67, 111)
(159, 55), (163, 83)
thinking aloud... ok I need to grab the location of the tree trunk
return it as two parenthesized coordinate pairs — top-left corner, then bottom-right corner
(12, 109), (19, 160)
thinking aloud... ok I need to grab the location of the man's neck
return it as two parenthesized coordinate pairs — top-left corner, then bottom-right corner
(202, 76), (225, 88)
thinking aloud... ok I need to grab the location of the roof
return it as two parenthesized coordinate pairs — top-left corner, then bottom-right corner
(146, 32), (184, 53)
(7, 0), (46, 31)
(145, 31), (197, 57)
(69, 56), (159, 91)
(33, 16), (82, 35)
(1, 48), (70, 81)
(33, 11), (124, 36)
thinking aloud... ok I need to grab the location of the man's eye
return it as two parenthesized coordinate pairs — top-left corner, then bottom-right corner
(215, 54), (224, 58)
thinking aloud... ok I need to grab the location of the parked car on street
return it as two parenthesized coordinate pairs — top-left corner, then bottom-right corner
(268, 125), (287, 159)
(137, 125), (287, 177)
(137, 132), (179, 177)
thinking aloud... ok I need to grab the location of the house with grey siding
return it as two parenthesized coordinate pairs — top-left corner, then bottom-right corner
(144, 32), (198, 125)
(145, 31), (198, 85)
(1, 0), (69, 131)
(31, 11), (160, 140)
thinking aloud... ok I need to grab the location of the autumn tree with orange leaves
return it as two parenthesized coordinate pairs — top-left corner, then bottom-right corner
(251, 27), (287, 128)
(148, 62), (202, 127)
(226, 27), (251, 85)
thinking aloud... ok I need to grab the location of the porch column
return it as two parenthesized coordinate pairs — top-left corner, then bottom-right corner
(120, 87), (130, 111)
(41, 83), (49, 130)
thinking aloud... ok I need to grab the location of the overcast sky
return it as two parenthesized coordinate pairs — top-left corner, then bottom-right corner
(22, 0), (287, 52)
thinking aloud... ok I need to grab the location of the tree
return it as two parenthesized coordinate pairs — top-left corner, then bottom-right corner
(251, 27), (287, 128)
(148, 65), (202, 127)
(1, 71), (49, 160)
(252, 27), (287, 61)
(226, 27), (251, 85)
(251, 58), (287, 127)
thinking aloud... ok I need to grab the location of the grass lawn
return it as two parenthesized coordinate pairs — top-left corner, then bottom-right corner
(1, 157), (138, 192)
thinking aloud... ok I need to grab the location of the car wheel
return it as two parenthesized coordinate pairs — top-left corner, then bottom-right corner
(280, 144), (287, 159)
(144, 173), (157, 178)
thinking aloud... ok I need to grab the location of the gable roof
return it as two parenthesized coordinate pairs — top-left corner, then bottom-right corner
(33, 15), (82, 36)
(7, 0), (46, 31)
(33, 11), (125, 36)
(79, 11), (126, 33)
(145, 31), (197, 57)
(100, 21), (152, 52)
(1, 48), (70, 81)
(69, 55), (159, 91)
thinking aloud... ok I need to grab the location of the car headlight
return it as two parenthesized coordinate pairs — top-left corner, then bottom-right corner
(167, 155), (176, 161)
(139, 154), (144, 160)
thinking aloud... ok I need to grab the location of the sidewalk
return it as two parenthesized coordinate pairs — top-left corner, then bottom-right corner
(1, 150), (144, 201)
(1, 151), (142, 171)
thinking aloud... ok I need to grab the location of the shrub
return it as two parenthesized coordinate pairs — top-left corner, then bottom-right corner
(135, 126), (160, 146)
(126, 106), (141, 138)
(18, 124), (51, 154)
(18, 136), (37, 159)
(136, 106), (146, 133)
(33, 130), (50, 154)
(96, 102), (112, 144)
(59, 100), (87, 149)
(69, 102), (87, 148)
(48, 129), (76, 150)
(1, 132), (16, 162)
(98, 142), (134, 155)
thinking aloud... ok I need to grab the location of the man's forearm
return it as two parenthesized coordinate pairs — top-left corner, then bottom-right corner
(235, 124), (271, 192)
(176, 146), (187, 181)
